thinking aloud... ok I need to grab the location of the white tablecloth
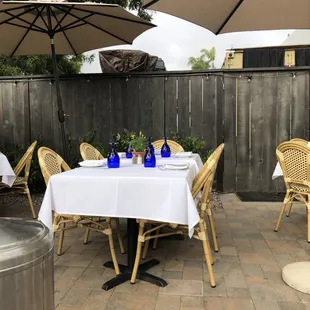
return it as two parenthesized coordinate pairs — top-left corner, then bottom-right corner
(0, 152), (16, 187)
(272, 142), (310, 180)
(39, 155), (203, 237)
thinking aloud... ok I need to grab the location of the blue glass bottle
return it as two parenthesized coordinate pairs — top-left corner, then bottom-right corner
(107, 142), (120, 168)
(126, 143), (133, 159)
(144, 145), (156, 168)
(161, 137), (171, 158)
(148, 137), (155, 154)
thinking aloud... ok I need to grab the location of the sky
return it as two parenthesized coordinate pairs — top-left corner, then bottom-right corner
(81, 11), (294, 73)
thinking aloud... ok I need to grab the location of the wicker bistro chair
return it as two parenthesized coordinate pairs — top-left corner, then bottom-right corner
(274, 141), (310, 242)
(130, 152), (222, 288)
(291, 138), (308, 144)
(80, 143), (104, 161)
(37, 147), (123, 272)
(285, 138), (309, 217)
(142, 143), (225, 259)
(0, 140), (37, 218)
(153, 139), (184, 154)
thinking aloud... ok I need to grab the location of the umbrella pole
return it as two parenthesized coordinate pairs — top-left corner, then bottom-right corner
(50, 40), (68, 161)
(47, 8), (68, 161)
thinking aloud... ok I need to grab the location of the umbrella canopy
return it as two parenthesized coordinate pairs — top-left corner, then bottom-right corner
(0, 1), (155, 158)
(0, 1), (155, 55)
(143, 0), (310, 35)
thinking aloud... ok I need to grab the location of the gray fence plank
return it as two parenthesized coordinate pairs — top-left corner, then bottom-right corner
(191, 76), (203, 139)
(164, 76), (177, 137)
(261, 73), (278, 192)
(223, 76), (237, 192)
(236, 77), (251, 192)
(177, 76), (190, 137)
(202, 75), (217, 150)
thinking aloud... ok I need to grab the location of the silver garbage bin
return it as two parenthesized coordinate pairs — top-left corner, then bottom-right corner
(0, 217), (54, 310)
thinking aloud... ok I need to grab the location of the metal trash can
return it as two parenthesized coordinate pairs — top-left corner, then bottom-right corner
(0, 217), (54, 310)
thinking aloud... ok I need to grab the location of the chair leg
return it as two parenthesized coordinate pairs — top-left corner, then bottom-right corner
(307, 199), (310, 243)
(106, 218), (120, 275)
(204, 225), (214, 265)
(286, 202), (293, 217)
(57, 221), (66, 256)
(274, 196), (289, 232)
(115, 218), (125, 254)
(199, 221), (216, 288)
(130, 221), (145, 284)
(152, 228), (160, 250)
(83, 229), (91, 245)
(207, 208), (219, 252)
(142, 239), (150, 259)
(25, 184), (36, 219)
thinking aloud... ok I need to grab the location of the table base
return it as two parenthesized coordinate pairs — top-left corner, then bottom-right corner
(102, 259), (168, 290)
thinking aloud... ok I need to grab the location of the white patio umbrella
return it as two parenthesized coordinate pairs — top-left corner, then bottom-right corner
(143, 0), (310, 35)
(0, 0), (155, 158)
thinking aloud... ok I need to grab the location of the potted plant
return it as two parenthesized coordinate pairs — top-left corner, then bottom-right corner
(130, 131), (147, 164)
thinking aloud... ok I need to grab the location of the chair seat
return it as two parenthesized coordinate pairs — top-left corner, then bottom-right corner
(291, 184), (309, 193)
(14, 176), (26, 185)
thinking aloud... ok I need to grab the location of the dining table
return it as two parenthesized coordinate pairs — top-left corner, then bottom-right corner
(0, 152), (16, 187)
(39, 154), (203, 290)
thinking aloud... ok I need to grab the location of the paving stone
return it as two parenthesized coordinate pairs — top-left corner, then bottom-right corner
(105, 292), (157, 310)
(155, 295), (181, 310)
(159, 280), (203, 296)
(252, 299), (281, 310)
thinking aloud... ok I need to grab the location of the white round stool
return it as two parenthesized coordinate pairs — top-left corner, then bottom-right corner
(282, 262), (310, 294)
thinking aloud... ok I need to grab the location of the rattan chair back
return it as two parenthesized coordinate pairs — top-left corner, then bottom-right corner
(277, 141), (310, 191)
(80, 143), (104, 161)
(153, 139), (184, 153)
(14, 140), (37, 181)
(192, 143), (224, 197)
(38, 147), (70, 185)
(291, 138), (308, 145)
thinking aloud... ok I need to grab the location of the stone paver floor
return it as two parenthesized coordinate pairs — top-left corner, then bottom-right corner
(3, 193), (310, 309)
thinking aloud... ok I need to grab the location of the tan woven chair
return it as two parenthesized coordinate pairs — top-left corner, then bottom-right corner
(143, 144), (224, 258)
(80, 142), (104, 161)
(0, 140), (37, 218)
(153, 139), (184, 153)
(274, 141), (310, 242)
(285, 138), (309, 217)
(37, 147), (123, 272)
(130, 150), (223, 288)
(291, 138), (308, 144)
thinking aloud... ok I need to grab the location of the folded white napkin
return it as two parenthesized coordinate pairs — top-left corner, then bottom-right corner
(78, 160), (105, 167)
(175, 152), (192, 157)
(164, 163), (189, 170)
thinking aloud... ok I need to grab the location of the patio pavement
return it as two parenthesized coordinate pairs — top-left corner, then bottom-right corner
(3, 193), (310, 309)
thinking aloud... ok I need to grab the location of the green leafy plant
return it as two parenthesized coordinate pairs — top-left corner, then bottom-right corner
(130, 131), (147, 152)
(171, 132), (213, 162)
(114, 129), (136, 152)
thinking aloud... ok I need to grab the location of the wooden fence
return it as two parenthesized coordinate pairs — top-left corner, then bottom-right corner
(0, 69), (309, 193)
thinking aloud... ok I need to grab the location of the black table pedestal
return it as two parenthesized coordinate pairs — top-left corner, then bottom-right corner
(102, 218), (168, 291)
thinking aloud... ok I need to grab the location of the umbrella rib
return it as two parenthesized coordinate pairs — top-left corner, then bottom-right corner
(0, 4), (33, 14)
(0, 6), (37, 27)
(51, 8), (77, 55)
(142, 0), (159, 9)
(216, 0), (244, 34)
(10, 5), (46, 56)
(54, 5), (132, 44)
(35, 5), (49, 31)
(55, 13), (94, 32)
(5, 21), (44, 33)
(4, 11), (47, 32)
(58, 21), (87, 32)
(55, 4), (155, 27)
(53, 4), (75, 32)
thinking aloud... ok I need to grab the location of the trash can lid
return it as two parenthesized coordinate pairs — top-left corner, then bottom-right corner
(0, 218), (53, 273)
